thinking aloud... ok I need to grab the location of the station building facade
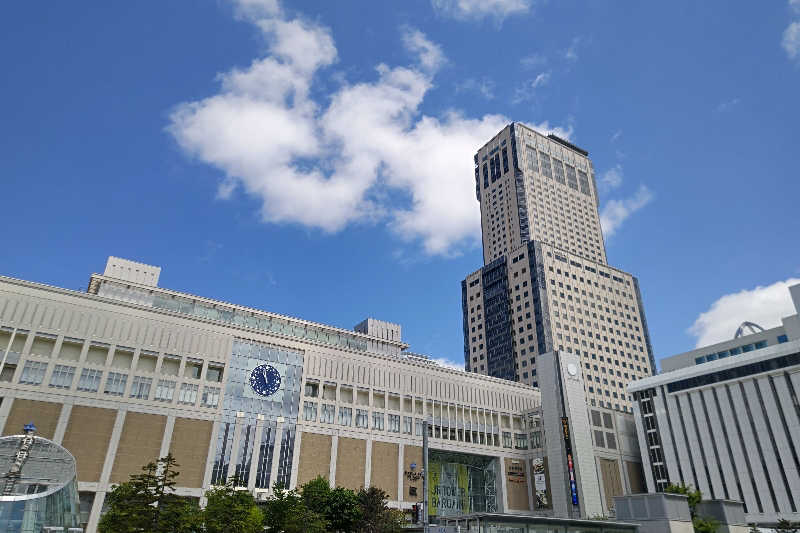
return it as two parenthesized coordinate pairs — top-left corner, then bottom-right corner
(0, 257), (644, 531)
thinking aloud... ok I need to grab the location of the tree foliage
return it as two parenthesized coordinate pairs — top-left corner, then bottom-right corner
(204, 478), (264, 533)
(98, 454), (201, 533)
(356, 486), (406, 533)
(775, 519), (800, 533)
(99, 457), (407, 533)
(664, 483), (702, 515)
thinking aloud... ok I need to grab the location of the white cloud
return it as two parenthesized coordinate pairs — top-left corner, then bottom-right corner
(520, 53), (547, 69)
(599, 164), (623, 192)
(565, 36), (582, 61)
(455, 77), (495, 99)
(715, 97), (740, 113)
(431, 0), (533, 22)
(791, 0), (800, 14)
(531, 71), (550, 88)
(599, 184), (653, 238)
(169, 2), (569, 256)
(429, 357), (465, 371)
(401, 28), (446, 72)
(513, 71), (551, 103)
(689, 278), (800, 347)
(783, 21), (800, 61)
(610, 129), (622, 143)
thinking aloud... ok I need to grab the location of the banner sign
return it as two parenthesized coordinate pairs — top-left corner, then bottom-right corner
(561, 417), (579, 506)
(427, 462), (471, 517)
(531, 458), (550, 509)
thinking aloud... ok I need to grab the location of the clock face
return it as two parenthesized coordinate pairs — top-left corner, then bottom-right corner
(249, 364), (282, 397)
(567, 363), (578, 376)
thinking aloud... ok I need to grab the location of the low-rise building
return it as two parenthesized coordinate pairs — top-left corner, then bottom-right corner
(629, 282), (800, 526)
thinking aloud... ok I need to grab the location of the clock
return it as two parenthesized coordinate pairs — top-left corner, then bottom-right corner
(249, 364), (282, 397)
(567, 363), (578, 376)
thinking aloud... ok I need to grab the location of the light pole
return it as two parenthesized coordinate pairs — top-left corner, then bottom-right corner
(422, 420), (429, 532)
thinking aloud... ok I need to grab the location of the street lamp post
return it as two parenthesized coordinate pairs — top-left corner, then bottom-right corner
(423, 420), (429, 532)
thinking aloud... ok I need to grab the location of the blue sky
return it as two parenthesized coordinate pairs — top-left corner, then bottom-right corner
(2, 0), (799, 369)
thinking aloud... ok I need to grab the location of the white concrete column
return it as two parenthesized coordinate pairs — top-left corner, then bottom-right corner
(158, 415), (176, 468)
(525, 456), (535, 511)
(86, 491), (106, 533)
(329, 434), (339, 486)
(201, 420), (221, 490)
(289, 429), (301, 490)
(269, 418), (285, 492)
(364, 438), (373, 488)
(52, 402), (73, 445)
(499, 454), (509, 513)
(397, 443), (405, 502)
(99, 409), (127, 488)
(89, 409), (127, 533)
(248, 415), (266, 491)
(0, 396), (15, 435)
(227, 413), (245, 483)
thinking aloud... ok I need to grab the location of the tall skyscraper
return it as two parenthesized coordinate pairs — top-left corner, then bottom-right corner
(462, 123), (655, 412)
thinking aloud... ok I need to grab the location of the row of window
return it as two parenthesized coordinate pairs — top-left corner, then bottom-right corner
(304, 401), (544, 451)
(694, 338), (776, 365)
(16, 360), (220, 407)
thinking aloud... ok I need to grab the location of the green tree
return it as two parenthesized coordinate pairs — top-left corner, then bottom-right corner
(775, 519), (800, 533)
(98, 454), (200, 533)
(664, 483), (702, 515)
(356, 486), (406, 533)
(262, 482), (327, 533)
(298, 476), (361, 532)
(204, 478), (264, 533)
(693, 516), (720, 533)
(326, 486), (362, 532)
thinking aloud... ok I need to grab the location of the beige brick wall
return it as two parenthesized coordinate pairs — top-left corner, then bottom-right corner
(110, 412), (166, 484)
(504, 457), (530, 511)
(3, 399), (61, 439)
(599, 458), (623, 510)
(61, 405), (117, 482)
(335, 437), (366, 490)
(370, 441), (398, 500)
(296, 432), (332, 486)
(169, 418), (214, 488)
(402, 445), (423, 503)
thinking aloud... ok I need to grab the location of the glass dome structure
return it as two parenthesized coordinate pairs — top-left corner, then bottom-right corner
(0, 424), (81, 532)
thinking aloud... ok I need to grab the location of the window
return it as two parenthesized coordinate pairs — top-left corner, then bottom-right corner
(202, 386), (220, 408)
(321, 404), (335, 424)
(373, 412), (385, 431)
(339, 407), (353, 426)
(388, 414), (401, 433)
(502, 431), (512, 448)
(77, 369), (103, 392)
(530, 430), (542, 448)
(403, 416), (413, 434)
(19, 361), (47, 385)
(514, 433), (528, 450)
(178, 383), (198, 405)
(104, 372), (128, 396)
(206, 365), (224, 382)
(355, 409), (368, 428)
(49, 364), (75, 389)
(304, 402), (317, 421)
(779, 335), (789, 344)
(154, 379), (176, 402)
(305, 382), (319, 397)
(415, 418), (423, 436)
(130, 376), (152, 399)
